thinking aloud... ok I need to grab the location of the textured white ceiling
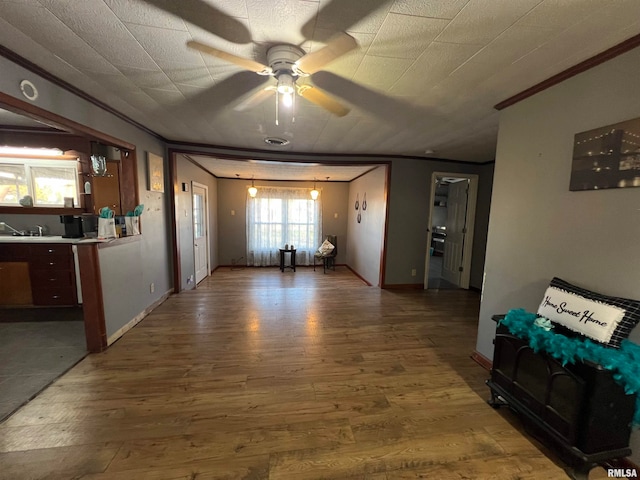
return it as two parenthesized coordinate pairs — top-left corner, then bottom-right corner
(0, 0), (639, 167)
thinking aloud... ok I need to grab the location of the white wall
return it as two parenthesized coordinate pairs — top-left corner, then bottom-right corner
(346, 166), (387, 286)
(215, 178), (349, 266)
(477, 46), (640, 462)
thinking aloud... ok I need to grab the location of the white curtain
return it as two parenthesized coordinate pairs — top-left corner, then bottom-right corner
(246, 186), (322, 266)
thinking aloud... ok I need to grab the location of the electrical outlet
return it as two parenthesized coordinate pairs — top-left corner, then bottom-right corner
(150, 282), (155, 293)
(334, 213), (338, 218)
(411, 269), (416, 277)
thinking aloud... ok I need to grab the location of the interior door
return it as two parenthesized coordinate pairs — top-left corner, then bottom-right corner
(192, 184), (209, 284)
(441, 180), (469, 286)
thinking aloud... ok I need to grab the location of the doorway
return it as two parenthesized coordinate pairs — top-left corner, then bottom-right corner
(424, 173), (478, 290)
(192, 182), (210, 285)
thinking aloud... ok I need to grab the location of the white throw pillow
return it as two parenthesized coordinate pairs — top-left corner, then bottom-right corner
(318, 239), (335, 255)
(537, 286), (625, 344)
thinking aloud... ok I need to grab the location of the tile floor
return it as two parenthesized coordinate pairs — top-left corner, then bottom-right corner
(0, 320), (87, 421)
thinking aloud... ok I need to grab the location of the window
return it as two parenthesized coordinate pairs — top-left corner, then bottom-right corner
(0, 157), (79, 207)
(246, 186), (322, 266)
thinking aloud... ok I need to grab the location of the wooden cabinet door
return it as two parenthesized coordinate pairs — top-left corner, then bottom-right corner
(92, 160), (121, 215)
(0, 262), (33, 305)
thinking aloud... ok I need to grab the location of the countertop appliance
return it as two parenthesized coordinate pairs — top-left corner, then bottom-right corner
(60, 215), (84, 238)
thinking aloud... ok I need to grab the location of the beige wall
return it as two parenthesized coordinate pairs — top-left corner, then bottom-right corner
(477, 46), (640, 463)
(346, 166), (387, 286)
(216, 178), (349, 266)
(166, 142), (493, 288)
(383, 158), (492, 287)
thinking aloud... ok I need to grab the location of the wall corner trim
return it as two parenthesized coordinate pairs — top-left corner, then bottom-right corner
(495, 33), (640, 111)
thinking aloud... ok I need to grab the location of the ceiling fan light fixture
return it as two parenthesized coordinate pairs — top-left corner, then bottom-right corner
(248, 177), (257, 197)
(282, 92), (293, 108)
(276, 73), (295, 95)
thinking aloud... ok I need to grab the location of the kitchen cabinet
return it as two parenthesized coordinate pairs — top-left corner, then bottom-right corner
(0, 243), (77, 306)
(29, 244), (77, 305)
(0, 262), (32, 305)
(91, 160), (122, 215)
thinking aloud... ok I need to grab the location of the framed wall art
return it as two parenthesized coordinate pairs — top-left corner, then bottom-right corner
(570, 116), (640, 191)
(147, 152), (164, 193)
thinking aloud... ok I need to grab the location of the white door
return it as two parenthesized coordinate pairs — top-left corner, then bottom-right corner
(441, 179), (469, 286)
(192, 183), (209, 284)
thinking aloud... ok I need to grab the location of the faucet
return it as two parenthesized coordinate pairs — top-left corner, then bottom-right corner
(0, 221), (25, 236)
(35, 225), (44, 236)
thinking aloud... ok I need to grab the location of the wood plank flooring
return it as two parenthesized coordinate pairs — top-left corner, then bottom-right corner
(0, 267), (573, 479)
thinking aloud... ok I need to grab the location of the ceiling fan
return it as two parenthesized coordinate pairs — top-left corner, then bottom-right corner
(186, 33), (357, 122)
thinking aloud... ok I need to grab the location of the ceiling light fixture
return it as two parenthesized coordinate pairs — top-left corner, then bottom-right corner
(310, 177), (319, 200)
(278, 75), (294, 108)
(275, 72), (296, 125)
(248, 176), (257, 198)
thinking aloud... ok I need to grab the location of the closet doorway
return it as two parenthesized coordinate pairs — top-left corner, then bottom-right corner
(424, 173), (478, 290)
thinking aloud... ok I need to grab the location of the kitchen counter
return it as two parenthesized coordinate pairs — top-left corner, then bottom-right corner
(0, 235), (107, 244)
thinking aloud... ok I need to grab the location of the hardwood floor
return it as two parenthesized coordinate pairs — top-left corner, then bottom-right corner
(0, 267), (571, 479)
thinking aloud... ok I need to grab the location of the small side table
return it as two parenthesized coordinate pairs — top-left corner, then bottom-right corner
(279, 248), (296, 272)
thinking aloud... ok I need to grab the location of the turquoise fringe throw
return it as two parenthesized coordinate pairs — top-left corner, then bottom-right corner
(500, 309), (640, 426)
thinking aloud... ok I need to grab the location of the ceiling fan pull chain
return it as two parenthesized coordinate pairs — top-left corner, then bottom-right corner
(292, 88), (296, 124)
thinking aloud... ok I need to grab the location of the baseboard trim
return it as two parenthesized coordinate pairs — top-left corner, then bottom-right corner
(471, 350), (492, 371)
(213, 264), (373, 286)
(107, 289), (172, 346)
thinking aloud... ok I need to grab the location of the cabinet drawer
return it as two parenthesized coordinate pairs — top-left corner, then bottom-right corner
(32, 287), (76, 306)
(30, 269), (75, 288)
(0, 244), (29, 261)
(29, 256), (74, 271)
(30, 244), (72, 257)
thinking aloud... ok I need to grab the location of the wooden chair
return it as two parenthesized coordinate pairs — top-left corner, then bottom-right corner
(313, 235), (337, 273)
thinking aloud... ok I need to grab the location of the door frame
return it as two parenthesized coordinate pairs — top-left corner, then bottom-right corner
(192, 181), (210, 285)
(424, 172), (478, 290)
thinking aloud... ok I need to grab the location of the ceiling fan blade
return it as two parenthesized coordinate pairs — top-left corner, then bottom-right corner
(139, 0), (251, 44)
(311, 71), (440, 128)
(301, 0), (392, 42)
(187, 41), (270, 74)
(298, 85), (350, 117)
(177, 71), (269, 118)
(234, 87), (275, 112)
(294, 33), (357, 75)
